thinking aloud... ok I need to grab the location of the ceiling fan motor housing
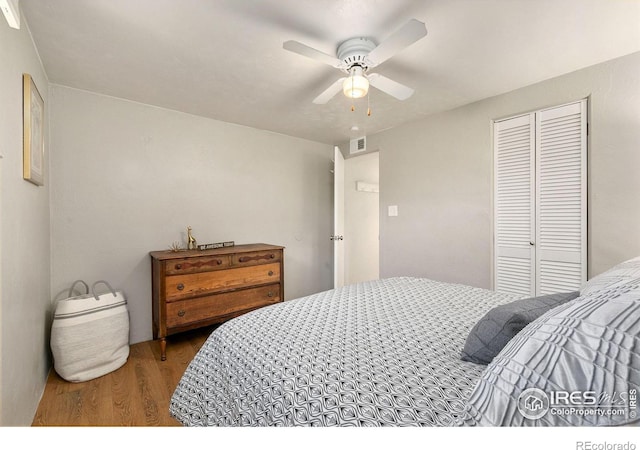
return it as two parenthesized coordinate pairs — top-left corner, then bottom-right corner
(337, 37), (376, 72)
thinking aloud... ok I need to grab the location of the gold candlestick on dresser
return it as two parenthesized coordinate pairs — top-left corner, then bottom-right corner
(187, 226), (197, 250)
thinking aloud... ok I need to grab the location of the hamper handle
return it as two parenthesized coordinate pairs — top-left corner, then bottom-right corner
(92, 280), (117, 300)
(68, 280), (89, 298)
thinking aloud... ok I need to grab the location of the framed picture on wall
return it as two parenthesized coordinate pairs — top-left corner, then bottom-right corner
(23, 73), (44, 186)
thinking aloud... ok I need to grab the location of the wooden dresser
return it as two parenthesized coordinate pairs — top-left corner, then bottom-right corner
(150, 243), (284, 360)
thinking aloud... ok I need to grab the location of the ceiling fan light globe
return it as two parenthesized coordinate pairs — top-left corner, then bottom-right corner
(343, 75), (369, 99)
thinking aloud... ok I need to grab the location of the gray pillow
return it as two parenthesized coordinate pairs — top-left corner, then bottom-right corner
(580, 256), (640, 296)
(460, 291), (580, 365)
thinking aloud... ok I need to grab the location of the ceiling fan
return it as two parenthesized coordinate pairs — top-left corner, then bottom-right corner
(283, 19), (427, 105)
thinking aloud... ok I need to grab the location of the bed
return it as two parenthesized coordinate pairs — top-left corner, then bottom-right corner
(170, 257), (640, 427)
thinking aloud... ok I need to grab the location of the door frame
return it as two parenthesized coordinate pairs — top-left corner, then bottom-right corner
(333, 146), (345, 289)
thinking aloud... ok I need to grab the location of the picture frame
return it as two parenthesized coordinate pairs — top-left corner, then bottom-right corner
(23, 73), (44, 186)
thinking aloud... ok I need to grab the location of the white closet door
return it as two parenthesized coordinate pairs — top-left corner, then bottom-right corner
(535, 100), (587, 294)
(494, 114), (536, 296)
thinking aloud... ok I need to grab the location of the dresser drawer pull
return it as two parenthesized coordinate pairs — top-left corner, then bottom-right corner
(267, 291), (274, 298)
(175, 259), (223, 271)
(268, 271), (274, 276)
(177, 283), (185, 291)
(177, 310), (186, 317)
(238, 253), (277, 263)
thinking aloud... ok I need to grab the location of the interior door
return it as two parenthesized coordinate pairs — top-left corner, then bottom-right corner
(535, 100), (587, 294)
(333, 146), (345, 289)
(494, 100), (587, 296)
(494, 114), (536, 296)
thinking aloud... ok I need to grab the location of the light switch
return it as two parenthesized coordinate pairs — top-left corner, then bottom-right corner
(388, 205), (398, 217)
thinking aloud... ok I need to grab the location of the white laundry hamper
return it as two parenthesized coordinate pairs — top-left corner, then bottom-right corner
(50, 280), (130, 382)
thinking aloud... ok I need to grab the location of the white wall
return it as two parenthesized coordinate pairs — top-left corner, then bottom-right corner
(369, 51), (640, 288)
(344, 152), (379, 284)
(0, 18), (51, 425)
(49, 86), (334, 345)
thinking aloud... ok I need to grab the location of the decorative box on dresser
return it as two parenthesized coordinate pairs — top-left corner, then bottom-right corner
(150, 243), (284, 360)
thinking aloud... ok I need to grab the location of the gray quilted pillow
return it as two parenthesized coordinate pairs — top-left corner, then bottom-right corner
(462, 277), (640, 426)
(581, 256), (640, 296)
(460, 291), (579, 365)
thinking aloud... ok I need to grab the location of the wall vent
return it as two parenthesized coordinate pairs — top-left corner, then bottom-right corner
(350, 136), (366, 154)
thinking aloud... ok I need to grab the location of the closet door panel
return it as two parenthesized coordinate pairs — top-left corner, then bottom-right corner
(535, 100), (587, 294)
(494, 114), (535, 296)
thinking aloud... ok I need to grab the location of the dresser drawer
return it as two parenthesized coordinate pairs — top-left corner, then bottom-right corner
(165, 255), (230, 275)
(165, 262), (281, 301)
(166, 284), (281, 328)
(232, 249), (282, 267)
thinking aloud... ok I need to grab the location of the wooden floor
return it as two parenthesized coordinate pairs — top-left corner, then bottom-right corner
(32, 325), (216, 426)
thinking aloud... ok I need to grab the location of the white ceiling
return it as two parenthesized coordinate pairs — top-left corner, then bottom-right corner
(19, 0), (640, 145)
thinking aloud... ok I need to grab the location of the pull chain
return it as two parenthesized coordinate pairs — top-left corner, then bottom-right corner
(351, 74), (355, 111)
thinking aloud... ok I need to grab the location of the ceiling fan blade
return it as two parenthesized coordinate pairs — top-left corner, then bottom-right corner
(283, 40), (345, 69)
(365, 19), (427, 67)
(313, 78), (346, 104)
(367, 73), (414, 100)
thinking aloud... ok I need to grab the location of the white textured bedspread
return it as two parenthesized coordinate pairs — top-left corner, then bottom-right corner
(169, 277), (521, 426)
